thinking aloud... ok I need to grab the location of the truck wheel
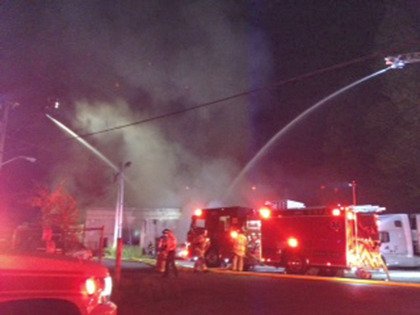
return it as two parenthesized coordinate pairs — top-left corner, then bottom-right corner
(205, 248), (220, 267)
(318, 268), (343, 277)
(243, 256), (257, 271)
(285, 255), (306, 274)
(355, 268), (372, 279)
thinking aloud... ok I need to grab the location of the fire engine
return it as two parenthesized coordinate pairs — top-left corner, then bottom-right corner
(259, 204), (388, 278)
(187, 206), (261, 268)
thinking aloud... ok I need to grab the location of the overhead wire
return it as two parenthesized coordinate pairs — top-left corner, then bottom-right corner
(72, 51), (383, 140)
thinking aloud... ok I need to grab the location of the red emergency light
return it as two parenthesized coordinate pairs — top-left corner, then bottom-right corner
(194, 208), (203, 217)
(346, 211), (355, 220)
(332, 208), (341, 216)
(230, 230), (239, 239)
(259, 207), (271, 219)
(287, 237), (299, 248)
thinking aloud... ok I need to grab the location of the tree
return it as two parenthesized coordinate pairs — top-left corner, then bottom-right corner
(32, 184), (81, 251)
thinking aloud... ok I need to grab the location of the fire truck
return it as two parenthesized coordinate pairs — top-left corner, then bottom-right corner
(187, 206), (261, 268)
(259, 204), (388, 277)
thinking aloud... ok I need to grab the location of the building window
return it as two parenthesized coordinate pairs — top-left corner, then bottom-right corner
(394, 220), (402, 228)
(380, 231), (390, 243)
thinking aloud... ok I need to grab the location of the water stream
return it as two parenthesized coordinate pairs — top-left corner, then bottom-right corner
(46, 114), (119, 172)
(224, 66), (392, 201)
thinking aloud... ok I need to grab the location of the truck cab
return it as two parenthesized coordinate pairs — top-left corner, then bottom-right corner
(0, 250), (117, 315)
(378, 213), (420, 268)
(188, 206), (261, 268)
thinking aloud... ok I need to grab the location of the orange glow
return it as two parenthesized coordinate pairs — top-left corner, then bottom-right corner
(332, 208), (341, 216)
(194, 208), (203, 217)
(85, 278), (97, 295)
(230, 230), (238, 239)
(259, 207), (271, 219)
(287, 237), (299, 248)
(347, 212), (355, 220)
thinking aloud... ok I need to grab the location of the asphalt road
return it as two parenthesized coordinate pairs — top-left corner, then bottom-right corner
(109, 260), (420, 315)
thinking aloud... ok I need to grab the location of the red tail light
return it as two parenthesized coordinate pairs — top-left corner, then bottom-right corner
(287, 237), (299, 248)
(259, 207), (271, 219)
(194, 208), (203, 217)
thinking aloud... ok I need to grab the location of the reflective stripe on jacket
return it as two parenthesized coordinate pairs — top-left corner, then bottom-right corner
(233, 233), (247, 257)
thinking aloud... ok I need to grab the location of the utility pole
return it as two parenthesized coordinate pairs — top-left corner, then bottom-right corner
(113, 161), (131, 284)
(351, 180), (357, 205)
(0, 102), (11, 167)
(113, 161), (131, 248)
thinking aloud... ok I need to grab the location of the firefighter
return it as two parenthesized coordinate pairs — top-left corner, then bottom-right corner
(192, 228), (210, 273)
(147, 241), (154, 257)
(163, 229), (178, 278)
(246, 233), (261, 268)
(156, 230), (168, 273)
(232, 229), (247, 272)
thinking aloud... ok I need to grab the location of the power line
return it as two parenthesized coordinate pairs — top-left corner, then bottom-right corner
(74, 52), (382, 139)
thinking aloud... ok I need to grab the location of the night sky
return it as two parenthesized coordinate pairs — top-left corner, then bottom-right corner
(0, 1), (418, 226)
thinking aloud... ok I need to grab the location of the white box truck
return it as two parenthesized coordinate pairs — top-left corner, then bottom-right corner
(378, 213), (420, 268)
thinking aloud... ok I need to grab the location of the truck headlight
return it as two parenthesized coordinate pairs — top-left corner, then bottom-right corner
(84, 276), (113, 301)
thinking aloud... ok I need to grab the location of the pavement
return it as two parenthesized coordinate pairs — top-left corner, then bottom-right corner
(109, 257), (420, 285)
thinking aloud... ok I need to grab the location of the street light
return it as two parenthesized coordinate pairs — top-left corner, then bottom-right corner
(113, 161), (131, 284)
(113, 161), (132, 248)
(0, 155), (36, 168)
(348, 180), (357, 205)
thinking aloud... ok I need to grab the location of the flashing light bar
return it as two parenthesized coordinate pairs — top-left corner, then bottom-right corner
(348, 205), (386, 213)
(194, 208), (203, 217)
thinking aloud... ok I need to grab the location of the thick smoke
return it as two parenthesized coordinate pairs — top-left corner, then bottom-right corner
(73, 100), (243, 209)
(59, 1), (273, 211)
(0, 1), (272, 217)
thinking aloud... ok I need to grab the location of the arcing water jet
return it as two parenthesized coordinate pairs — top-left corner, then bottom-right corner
(224, 66), (393, 201)
(46, 114), (119, 172)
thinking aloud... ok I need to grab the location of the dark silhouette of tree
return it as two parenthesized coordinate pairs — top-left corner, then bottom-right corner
(368, 0), (420, 210)
(322, 1), (419, 211)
